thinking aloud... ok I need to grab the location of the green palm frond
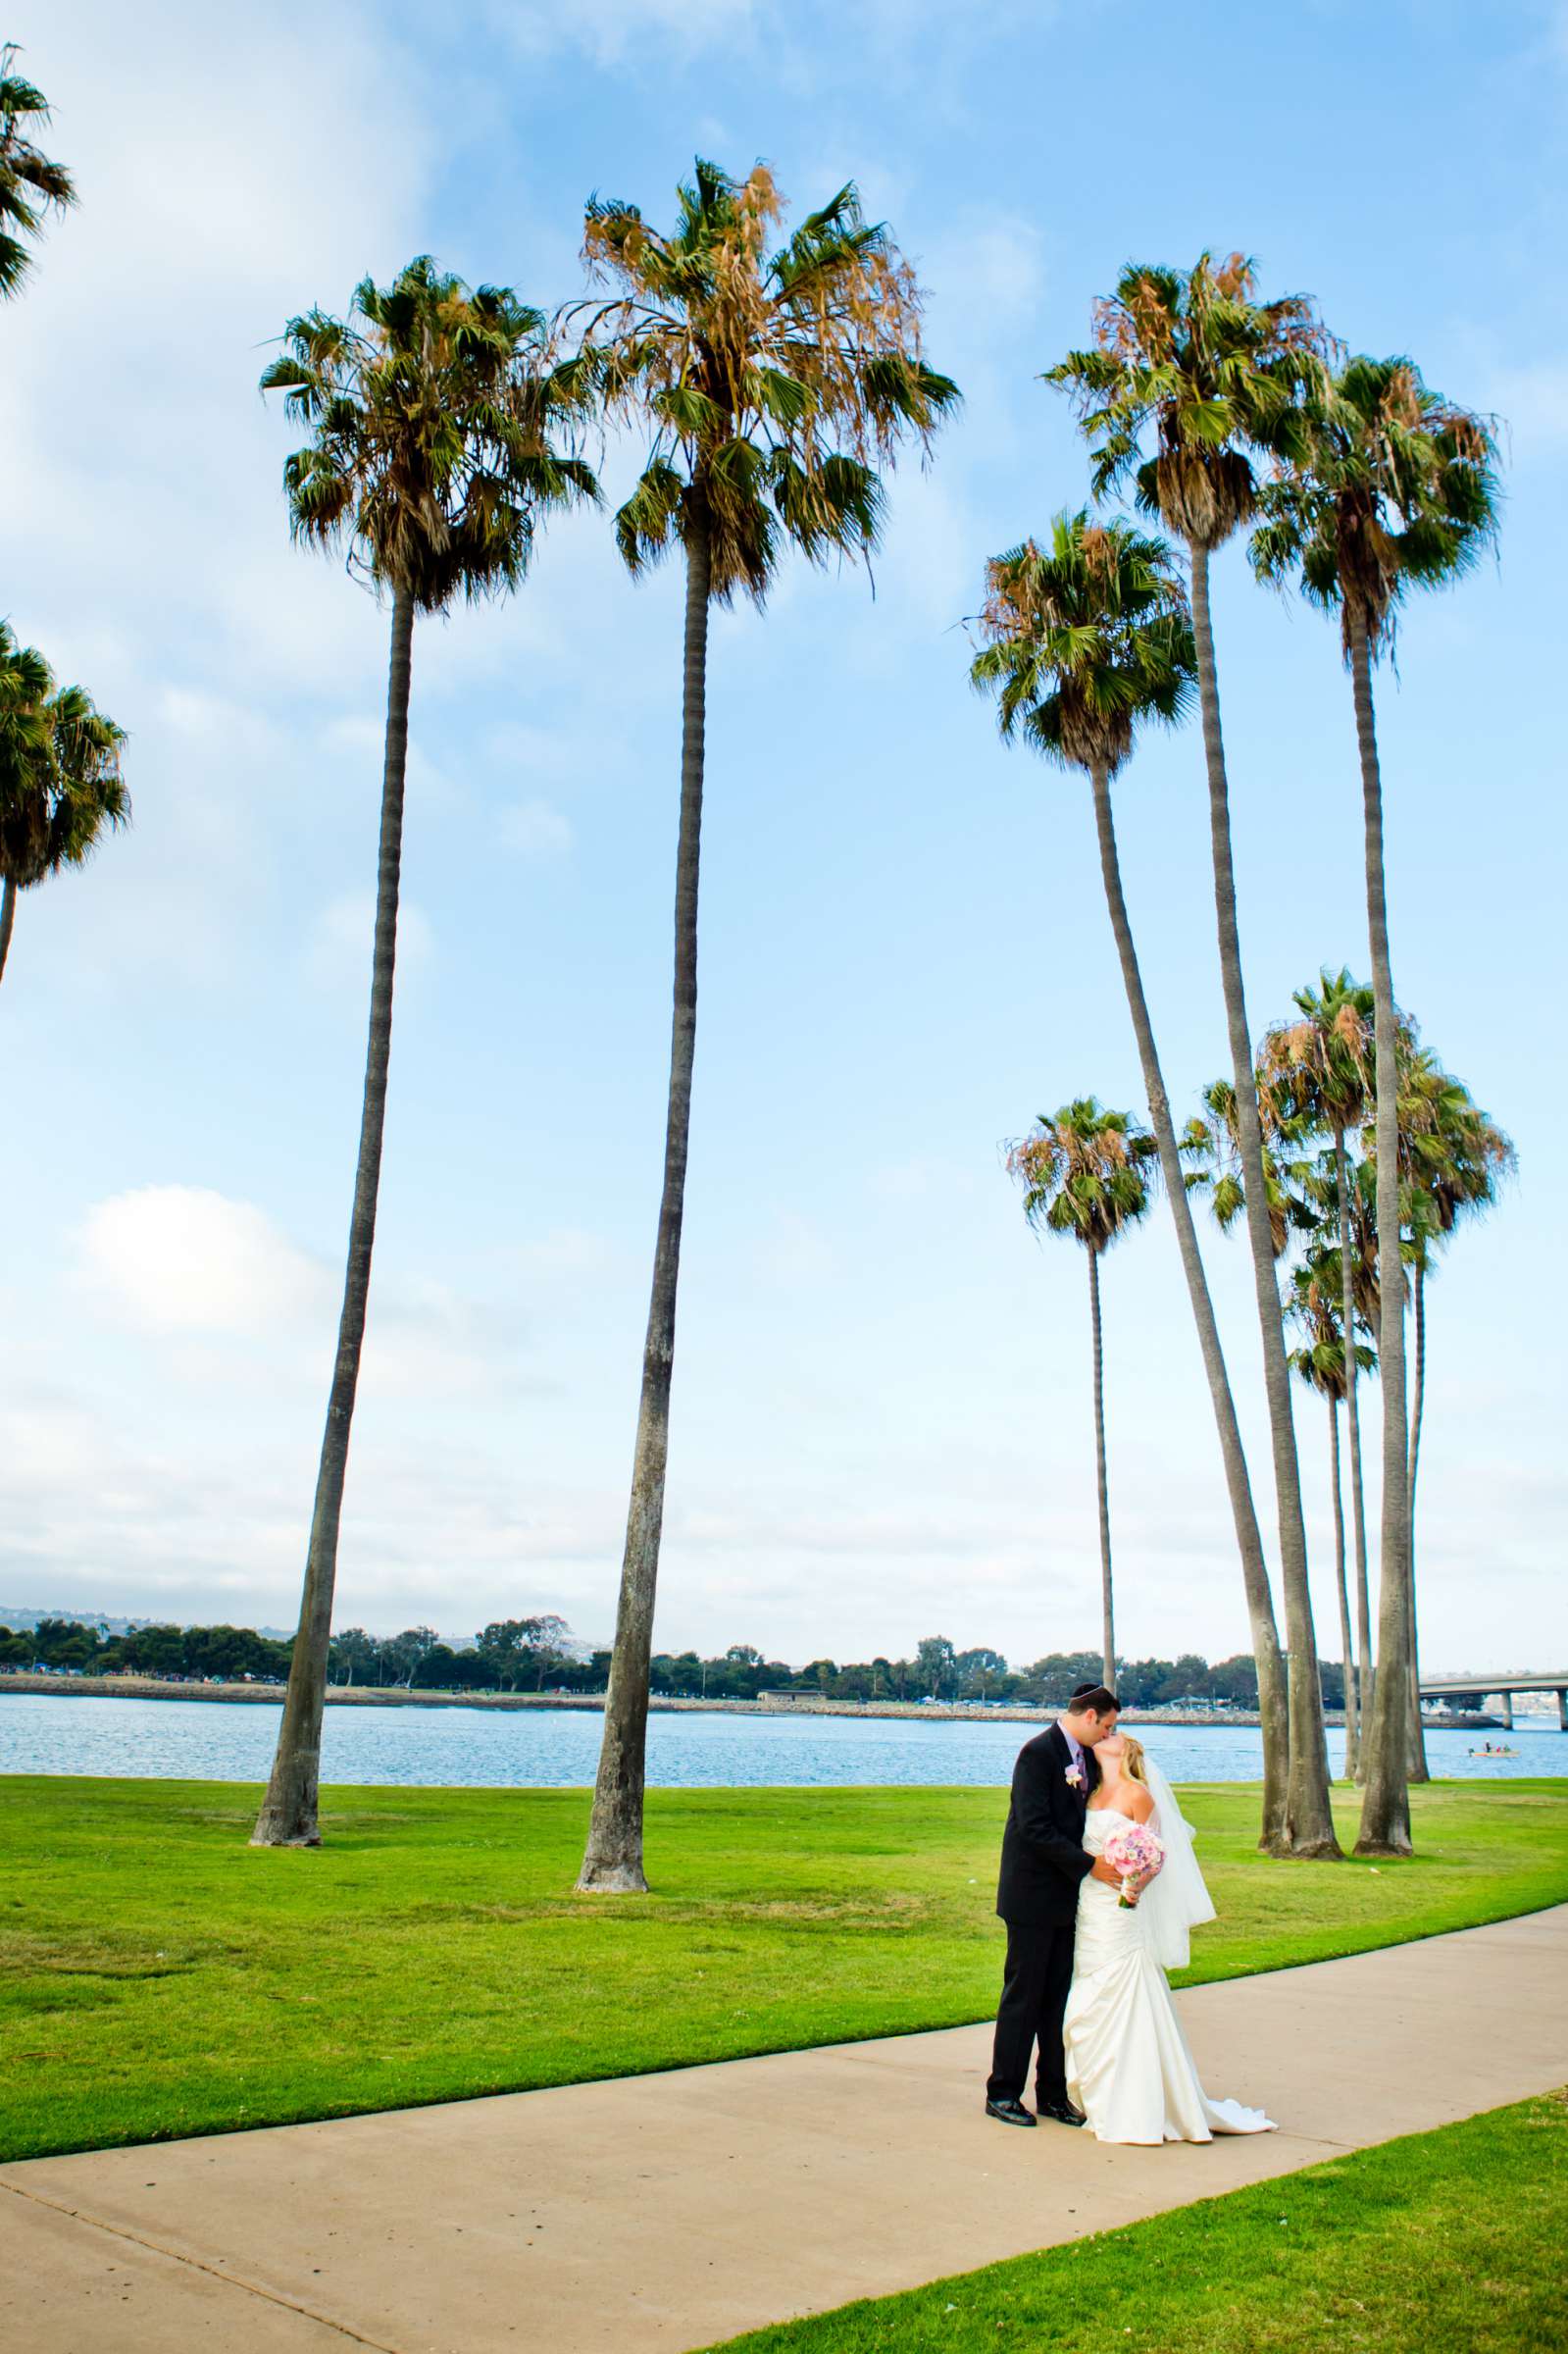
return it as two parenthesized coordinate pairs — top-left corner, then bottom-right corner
(971, 511), (1194, 781)
(1258, 967), (1379, 1136)
(1181, 1072), (1306, 1258)
(1046, 252), (1335, 552)
(262, 254), (601, 613)
(1249, 354), (1499, 657)
(1284, 1257), (1378, 1401)
(0, 624), (127, 892)
(614, 460), (687, 575)
(1006, 1097), (1159, 1255)
(1362, 1041), (1516, 1273)
(0, 45), (76, 298)
(573, 158), (957, 606)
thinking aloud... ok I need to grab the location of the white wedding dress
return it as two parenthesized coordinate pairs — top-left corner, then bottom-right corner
(1063, 1799), (1276, 2146)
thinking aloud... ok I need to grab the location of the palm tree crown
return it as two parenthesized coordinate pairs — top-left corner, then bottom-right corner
(1044, 252), (1330, 549)
(1259, 968), (1375, 1138)
(1250, 355), (1499, 655)
(10, 682), (126, 875)
(0, 623), (126, 902)
(1384, 1046), (1515, 1270)
(1285, 1258), (1376, 1403)
(1008, 1099), (1158, 1254)
(0, 46), (76, 298)
(0, 626), (52, 793)
(262, 256), (597, 608)
(574, 160), (958, 602)
(970, 511), (1194, 775)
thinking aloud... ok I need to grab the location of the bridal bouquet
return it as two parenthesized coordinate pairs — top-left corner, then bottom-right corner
(1101, 1821), (1164, 1907)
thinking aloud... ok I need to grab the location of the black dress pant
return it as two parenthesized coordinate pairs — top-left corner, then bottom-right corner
(986, 1916), (1076, 2107)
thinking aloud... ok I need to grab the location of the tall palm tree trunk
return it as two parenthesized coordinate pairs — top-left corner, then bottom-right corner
(251, 586), (414, 1848)
(1189, 544), (1338, 1857)
(1087, 1245), (1115, 1690)
(1334, 1128), (1371, 1776)
(579, 515), (711, 1894)
(1348, 608), (1414, 1856)
(1404, 1265), (1430, 1781)
(1327, 1393), (1355, 1773)
(1088, 761), (1289, 1845)
(0, 874), (16, 985)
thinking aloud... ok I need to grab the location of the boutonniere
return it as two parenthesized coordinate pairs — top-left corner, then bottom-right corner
(1065, 1764), (1085, 1790)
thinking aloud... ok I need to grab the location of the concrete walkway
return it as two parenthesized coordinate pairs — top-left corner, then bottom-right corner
(5, 1905), (1567, 2354)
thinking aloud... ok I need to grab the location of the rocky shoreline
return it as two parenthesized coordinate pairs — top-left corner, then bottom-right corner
(0, 1671), (1504, 1731)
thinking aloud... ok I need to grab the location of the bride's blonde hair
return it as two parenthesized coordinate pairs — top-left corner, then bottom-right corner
(1116, 1732), (1149, 1786)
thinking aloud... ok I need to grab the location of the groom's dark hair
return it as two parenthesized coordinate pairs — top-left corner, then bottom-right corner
(1070, 1681), (1120, 1715)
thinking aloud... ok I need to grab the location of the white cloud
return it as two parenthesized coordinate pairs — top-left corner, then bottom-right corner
(498, 796), (575, 857)
(75, 1187), (332, 1336)
(70, 1185), (531, 1407)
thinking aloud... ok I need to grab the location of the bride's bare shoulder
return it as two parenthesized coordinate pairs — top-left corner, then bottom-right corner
(1124, 1782), (1156, 1823)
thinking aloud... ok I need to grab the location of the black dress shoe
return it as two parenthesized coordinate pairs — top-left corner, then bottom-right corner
(985, 2096), (1037, 2127)
(1038, 2099), (1087, 2127)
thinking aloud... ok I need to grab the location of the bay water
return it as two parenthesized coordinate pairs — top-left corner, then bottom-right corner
(1, 1691), (1562, 1787)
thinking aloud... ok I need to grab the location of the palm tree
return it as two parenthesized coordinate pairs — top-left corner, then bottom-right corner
(970, 511), (1290, 1845)
(1260, 972), (1378, 1766)
(1285, 1255), (1377, 1777)
(1384, 1047), (1515, 1781)
(249, 259), (597, 1848)
(0, 45), (75, 298)
(1251, 356), (1499, 1855)
(0, 626), (127, 986)
(1048, 256), (1340, 1856)
(570, 163), (957, 1894)
(1007, 1098), (1158, 1688)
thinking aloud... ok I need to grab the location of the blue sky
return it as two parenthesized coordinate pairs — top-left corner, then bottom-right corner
(3, 0), (1562, 1674)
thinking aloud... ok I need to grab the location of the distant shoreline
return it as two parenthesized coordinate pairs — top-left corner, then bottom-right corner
(0, 1671), (1512, 1731)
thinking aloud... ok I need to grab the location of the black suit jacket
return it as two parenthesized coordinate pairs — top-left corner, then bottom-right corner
(995, 1722), (1100, 1928)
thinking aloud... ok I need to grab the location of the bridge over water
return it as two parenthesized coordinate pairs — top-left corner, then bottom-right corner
(1419, 1670), (1568, 1731)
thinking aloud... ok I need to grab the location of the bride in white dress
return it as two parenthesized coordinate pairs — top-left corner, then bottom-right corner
(1063, 1731), (1276, 2145)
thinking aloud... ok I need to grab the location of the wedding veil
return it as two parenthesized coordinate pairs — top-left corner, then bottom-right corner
(1140, 1757), (1217, 1971)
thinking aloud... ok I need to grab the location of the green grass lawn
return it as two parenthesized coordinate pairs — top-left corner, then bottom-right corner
(2, 1775), (1564, 2163)
(702, 2091), (1568, 2354)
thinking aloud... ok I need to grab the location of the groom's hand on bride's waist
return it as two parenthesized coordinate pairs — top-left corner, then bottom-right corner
(1088, 1858), (1123, 1888)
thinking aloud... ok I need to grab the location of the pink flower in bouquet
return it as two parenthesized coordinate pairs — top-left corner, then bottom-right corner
(1101, 1821), (1164, 1906)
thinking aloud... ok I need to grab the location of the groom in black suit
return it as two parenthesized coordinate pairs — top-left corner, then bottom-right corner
(986, 1681), (1123, 2127)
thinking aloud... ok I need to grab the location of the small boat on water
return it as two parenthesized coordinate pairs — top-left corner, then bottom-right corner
(1469, 1743), (1519, 1758)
